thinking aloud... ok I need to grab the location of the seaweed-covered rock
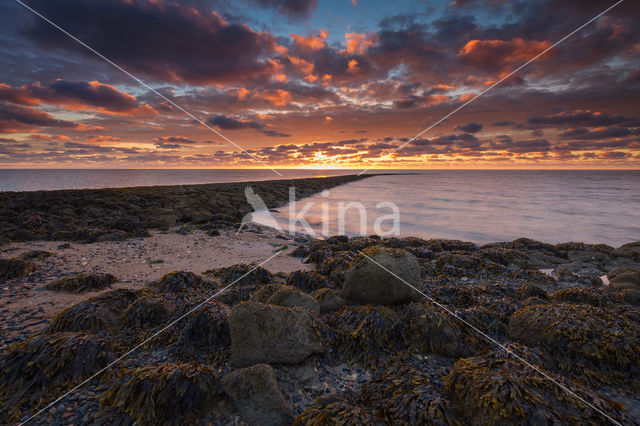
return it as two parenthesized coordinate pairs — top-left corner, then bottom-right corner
(249, 284), (284, 303)
(286, 270), (333, 292)
(0, 333), (116, 422)
(327, 305), (406, 367)
(361, 365), (456, 425)
(343, 246), (421, 304)
(403, 302), (463, 358)
(122, 292), (195, 329)
(151, 271), (205, 292)
(47, 288), (139, 334)
(0, 257), (35, 282)
(608, 267), (640, 291)
(18, 250), (53, 260)
(45, 273), (117, 293)
(207, 263), (272, 286)
(268, 286), (320, 314)
(551, 287), (613, 307)
(431, 285), (476, 307)
(101, 363), (222, 425)
(162, 301), (231, 361)
(620, 288), (640, 305)
(294, 392), (376, 425)
(508, 304), (640, 389)
(313, 288), (346, 313)
(516, 284), (548, 300)
(229, 301), (324, 367)
(445, 356), (625, 425)
(222, 363), (292, 425)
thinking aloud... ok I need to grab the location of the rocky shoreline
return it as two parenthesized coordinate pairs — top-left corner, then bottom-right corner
(0, 174), (377, 244)
(0, 176), (639, 424)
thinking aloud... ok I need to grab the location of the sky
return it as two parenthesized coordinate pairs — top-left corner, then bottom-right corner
(0, 0), (638, 169)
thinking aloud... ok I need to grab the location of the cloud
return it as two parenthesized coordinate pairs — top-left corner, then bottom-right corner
(0, 80), (155, 116)
(455, 122), (483, 133)
(207, 115), (290, 138)
(23, 0), (279, 85)
(527, 110), (640, 128)
(252, 0), (318, 18)
(457, 38), (552, 72)
(0, 102), (77, 132)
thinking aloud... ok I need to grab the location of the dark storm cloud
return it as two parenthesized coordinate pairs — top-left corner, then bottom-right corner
(208, 115), (264, 130)
(455, 122), (483, 133)
(251, 0), (318, 18)
(0, 102), (76, 132)
(22, 0), (278, 85)
(207, 115), (290, 138)
(0, 80), (152, 114)
(526, 111), (640, 129)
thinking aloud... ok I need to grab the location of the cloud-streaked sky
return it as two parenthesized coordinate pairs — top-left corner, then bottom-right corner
(0, 0), (638, 168)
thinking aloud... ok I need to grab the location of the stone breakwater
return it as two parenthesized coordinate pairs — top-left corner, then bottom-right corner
(1, 233), (639, 424)
(0, 174), (376, 244)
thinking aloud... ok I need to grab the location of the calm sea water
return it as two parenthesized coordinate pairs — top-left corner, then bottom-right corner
(1, 169), (638, 246)
(263, 170), (640, 247)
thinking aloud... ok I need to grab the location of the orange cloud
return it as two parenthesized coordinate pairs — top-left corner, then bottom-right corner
(289, 56), (314, 75)
(347, 59), (360, 74)
(458, 38), (552, 68)
(290, 30), (328, 52)
(345, 32), (377, 54)
(258, 89), (291, 107)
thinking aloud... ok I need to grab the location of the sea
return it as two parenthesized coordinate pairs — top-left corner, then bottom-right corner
(1, 169), (639, 247)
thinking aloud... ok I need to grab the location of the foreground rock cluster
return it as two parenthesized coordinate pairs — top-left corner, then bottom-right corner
(1, 235), (640, 424)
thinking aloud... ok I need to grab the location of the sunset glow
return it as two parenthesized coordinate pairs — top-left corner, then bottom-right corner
(0, 0), (638, 169)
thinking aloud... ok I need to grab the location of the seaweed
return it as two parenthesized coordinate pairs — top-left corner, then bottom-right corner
(150, 271), (206, 293)
(551, 287), (614, 307)
(100, 363), (223, 425)
(0, 257), (36, 282)
(206, 263), (272, 286)
(47, 288), (139, 334)
(286, 270), (335, 292)
(445, 356), (625, 424)
(45, 273), (117, 293)
(361, 365), (458, 425)
(294, 392), (377, 425)
(402, 302), (464, 358)
(508, 304), (640, 390)
(0, 332), (116, 422)
(326, 305), (408, 367)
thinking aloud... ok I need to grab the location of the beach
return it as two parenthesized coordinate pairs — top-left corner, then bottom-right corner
(1, 174), (639, 424)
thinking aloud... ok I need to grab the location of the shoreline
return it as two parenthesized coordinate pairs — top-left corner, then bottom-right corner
(0, 173), (379, 245)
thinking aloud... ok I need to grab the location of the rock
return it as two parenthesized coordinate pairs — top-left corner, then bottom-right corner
(191, 211), (214, 224)
(229, 301), (323, 367)
(620, 288), (640, 305)
(313, 288), (346, 313)
(342, 246), (422, 304)
(45, 273), (117, 293)
(148, 213), (177, 229)
(268, 286), (320, 314)
(608, 267), (640, 291)
(0, 257), (36, 282)
(222, 364), (292, 426)
(249, 284), (284, 303)
(207, 263), (272, 286)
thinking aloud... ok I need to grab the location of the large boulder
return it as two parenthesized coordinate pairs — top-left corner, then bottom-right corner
(222, 364), (292, 426)
(343, 246), (421, 304)
(268, 286), (320, 314)
(229, 301), (324, 367)
(608, 267), (640, 291)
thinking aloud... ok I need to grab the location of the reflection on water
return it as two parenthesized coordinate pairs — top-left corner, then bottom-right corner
(264, 170), (640, 247)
